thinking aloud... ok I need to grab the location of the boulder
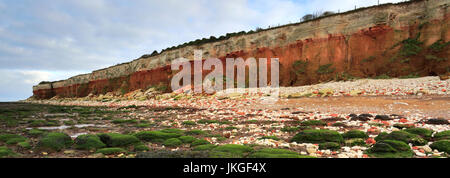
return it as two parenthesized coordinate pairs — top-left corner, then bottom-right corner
(368, 140), (414, 158)
(375, 115), (392, 120)
(430, 140), (450, 154)
(375, 131), (427, 146)
(343, 130), (369, 139)
(75, 134), (106, 150)
(37, 132), (73, 152)
(425, 118), (449, 125)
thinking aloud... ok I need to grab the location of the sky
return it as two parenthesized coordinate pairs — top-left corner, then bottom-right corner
(0, 0), (405, 101)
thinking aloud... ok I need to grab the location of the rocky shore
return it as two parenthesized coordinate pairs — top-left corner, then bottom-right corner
(1, 76), (448, 158)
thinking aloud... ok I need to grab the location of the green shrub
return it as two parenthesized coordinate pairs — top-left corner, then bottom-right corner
(191, 139), (211, 147)
(134, 131), (181, 142)
(317, 64), (335, 74)
(179, 136), (197, 143)
(96, 147), (127, 155)
(97, 133), (140, 147)
(291, 129), (343, 144)
(343, 130), (368, 139)
(37, 132), (73, 152)
(434, 131), (450, 141)
(163, 138), (182, 147)
(75, 134), (106, 150)
(368, 140), (413, 158)
(428, 39), (450, 53)
(430, 140), (450, 154)
(319, 142), (341, 150)
(398, 34), (423, 57)
(292, 60), (309, 75)
(375, 131), (427, 146)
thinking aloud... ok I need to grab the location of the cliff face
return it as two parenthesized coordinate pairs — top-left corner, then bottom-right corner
(33, 0), (450, 99)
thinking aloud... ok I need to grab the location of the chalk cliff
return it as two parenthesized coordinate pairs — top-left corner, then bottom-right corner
(33, 0), (450, 99)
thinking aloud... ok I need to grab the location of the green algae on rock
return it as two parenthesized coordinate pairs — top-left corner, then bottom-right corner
(249, 148), (315, 158)
(96, 147), (127, 155)
(75, 134), (106, 150)
(343, 130), (368, 139)
(134, 130), (182, 142)
(375, 131), (427, 146)
(430, 140), (450, 154)
(163, 138), (182, 147)
(97, 133), (140, 147)
(0, 146), (19, 158)
(209, 144), (253, 158)
(433, 131), (450, 141)
(291, 129), (343, 144)
(367, 140), (414, 158)
(37, 132), (73, 152)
